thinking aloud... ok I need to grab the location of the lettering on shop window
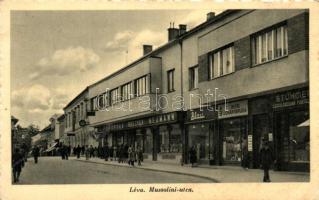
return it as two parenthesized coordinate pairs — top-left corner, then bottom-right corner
(190, 110), (205, 121)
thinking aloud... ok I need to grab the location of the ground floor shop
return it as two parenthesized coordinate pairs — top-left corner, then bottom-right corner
(65, 126), (97, 148)
(94, 111), (185, 164)
(184, 86), (309, 172)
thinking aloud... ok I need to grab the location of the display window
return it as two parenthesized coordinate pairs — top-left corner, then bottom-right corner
(220, 118), (247, 162)
(159, 124), (182, 153)
(188, 123), (211, 160)
(288, 111), (309, 162)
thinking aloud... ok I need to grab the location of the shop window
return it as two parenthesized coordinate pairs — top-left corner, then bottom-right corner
(159, 125), (182, 153)
(252, 24), (288, 65)
(221, 118), (247, 162)
(288, 111), (309, 162)
(188, 123), (210, 160)
(110, 88), (121, 105)
(209, 45), (235, 79)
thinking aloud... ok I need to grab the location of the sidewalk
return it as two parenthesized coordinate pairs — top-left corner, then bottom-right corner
(73, 157), (309, 183)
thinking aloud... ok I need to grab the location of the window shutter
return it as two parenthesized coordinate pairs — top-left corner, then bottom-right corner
(234, 36), (251, 70)
(198, 53), (209, 82)
(287, 12), (309, 54)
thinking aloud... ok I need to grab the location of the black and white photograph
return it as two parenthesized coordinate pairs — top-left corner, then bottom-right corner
(9, 8), (311, 186)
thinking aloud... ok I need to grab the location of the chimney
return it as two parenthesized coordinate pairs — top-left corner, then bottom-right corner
(143, 45), (153, 55)
(179, 24), (187, 35)
(168, 22), (179, 41)
(206, 12), (215, 21)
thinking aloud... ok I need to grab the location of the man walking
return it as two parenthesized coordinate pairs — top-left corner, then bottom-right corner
(12, 148), (24, 183)
(260, 140), (274, 182)
(32, 145), (40, 164)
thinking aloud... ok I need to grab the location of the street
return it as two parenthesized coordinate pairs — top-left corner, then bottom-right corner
(15, 156), (213, 184)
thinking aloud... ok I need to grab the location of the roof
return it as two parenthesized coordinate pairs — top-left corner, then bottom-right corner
(40, 124), (53, 132)
(63, 87), (89, 110)
(11, 115), (19, 124)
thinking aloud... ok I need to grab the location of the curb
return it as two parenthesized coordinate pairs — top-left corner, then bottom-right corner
(74, 159), (220, 183)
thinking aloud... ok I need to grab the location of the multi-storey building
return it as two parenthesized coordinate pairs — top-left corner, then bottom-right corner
(182, 9), (309, 171)
(63, 88), (97, 148)
(64, 9), (309, 171)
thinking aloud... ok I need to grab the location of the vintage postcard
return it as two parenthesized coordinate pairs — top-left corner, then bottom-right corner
(1, 1), (319, 200)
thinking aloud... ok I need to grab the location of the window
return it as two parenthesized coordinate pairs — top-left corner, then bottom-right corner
(98, 94), (104, 108)
(252, 24), (288, 65)
(167, 69), (175, 92)
(104, 92), (109, 107)
(189, 66), (198, 90)
(91, 97), (98, 111)
(110, 88), (121, 105)
(121, 82), (133, 101)
(135, 76), (148, 97)
(209, 46), (234, 79)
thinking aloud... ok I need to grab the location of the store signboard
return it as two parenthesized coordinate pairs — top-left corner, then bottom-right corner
(217, 100), (248, 119)
(110, 112), (180, 131)
(248, 135), (253, 152)
(187, 107), (217, 122)
(272, 88), (309, 109)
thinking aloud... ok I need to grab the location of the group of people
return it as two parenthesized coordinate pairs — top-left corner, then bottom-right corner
(72, 144), (144, 167)
(59, 143), (71, 160)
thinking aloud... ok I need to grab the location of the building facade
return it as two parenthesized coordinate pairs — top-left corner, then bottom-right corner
(64, 9), (309, 171)
(64, 88), (97, 148)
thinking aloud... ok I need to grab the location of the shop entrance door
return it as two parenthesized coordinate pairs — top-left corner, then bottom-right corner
(252, 114), (269, 168)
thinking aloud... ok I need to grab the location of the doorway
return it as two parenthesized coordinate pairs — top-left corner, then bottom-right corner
(252, 114), (269, 168)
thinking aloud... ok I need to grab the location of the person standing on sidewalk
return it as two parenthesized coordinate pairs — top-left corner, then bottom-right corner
(103, 144), (109, 161)
(136, 146), (143, 166)
(32, 145), (40, 164)
(85, 145), (90, 160)
(128, 146), (135, 166)
(12, 148), (24, 183)
(189, 146), (197, 167)
(76, 145), (81, 159)
(260, 140), (274, 182)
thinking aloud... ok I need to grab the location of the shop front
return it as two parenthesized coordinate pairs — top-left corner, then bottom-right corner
(217, 100), (249, 166)
(107, 111), (185, 163)
(272, 87), (309, 172)
(185, 107), (217, 165)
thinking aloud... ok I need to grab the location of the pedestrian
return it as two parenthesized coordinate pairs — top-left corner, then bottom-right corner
(64, 145), (69, 160)
(73, 147), (76, 156)
(124, 144), (129, 163)
(112, 145), (117, 161)
(241, 137), (249, 170)
(103, 144), (109, 161)
(189, 146), (197, 167)
(128, 146), (135, 166)
(118, 145), (123, 163)
(76, 145), (81, 159)
(136, 146), (143, 166)
(89, 145), (94, 158)
(60, 143), (65, 160)
(68, 145), (71, 157)
(81, 146), (85, 155)
(32, 145), (40, 164)
(85, 145), (90, 160)
(260, 140), (274, 182)
(12, 148), (24, 183)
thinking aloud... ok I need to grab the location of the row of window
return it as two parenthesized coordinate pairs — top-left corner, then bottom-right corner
(65, 102), (86, 128)
(91, 75), (149, 110)
(187, 24), (289, 89)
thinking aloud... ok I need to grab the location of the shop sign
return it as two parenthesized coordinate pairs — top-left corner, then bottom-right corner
(248, 135), (253, 152)
(217, 100), (248, 119)
(110, 112), (179, 131)
(272, 88), (309, 109)
(187, 107), (217, 122)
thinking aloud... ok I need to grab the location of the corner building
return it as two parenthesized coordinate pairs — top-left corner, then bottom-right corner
(181, 10), (309, 171)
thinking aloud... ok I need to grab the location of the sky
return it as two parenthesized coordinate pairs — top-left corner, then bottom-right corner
(11, 9), (222, 129)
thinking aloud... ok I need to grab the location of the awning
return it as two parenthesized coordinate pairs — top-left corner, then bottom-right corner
(45, 142), (59, 152)
(298, 119), (310, 127)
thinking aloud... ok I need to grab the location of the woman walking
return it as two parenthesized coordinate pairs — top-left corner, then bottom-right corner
(260, 140), (274, 182)
(189, 146), (197, 167)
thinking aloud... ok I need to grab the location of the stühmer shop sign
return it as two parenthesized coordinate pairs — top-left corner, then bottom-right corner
(217, 100), (248, 119)
(272, 88), (309, 109)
